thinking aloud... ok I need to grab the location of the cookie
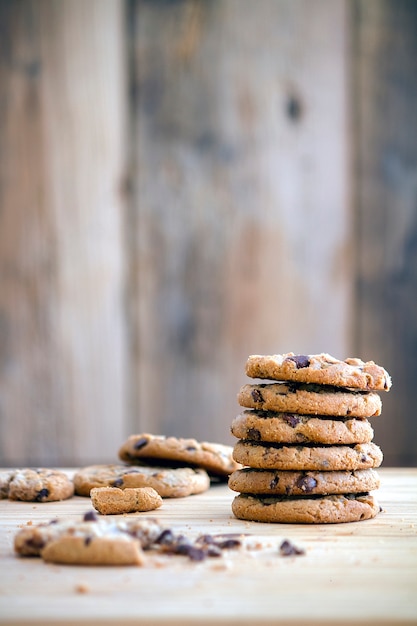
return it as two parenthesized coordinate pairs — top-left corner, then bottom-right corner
(231, 492), (380, 523)
(231, 410), (374, 444)
(232, 441), (383, 471)
(228, 467), (380, 496)
(238, 383), (382, 417)
(2, 468), (74, 502)
(14, 512), (163, 565)
(91, 487), (163, 515)
(245, 353), (392, 391)
(118, 434), (240, 477)
(74, 464), (210, 498)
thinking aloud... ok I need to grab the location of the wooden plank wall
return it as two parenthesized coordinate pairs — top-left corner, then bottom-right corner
(0, 0), (415, 467)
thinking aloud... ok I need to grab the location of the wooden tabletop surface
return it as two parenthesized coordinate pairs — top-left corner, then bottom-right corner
(0, 467), (416, 626)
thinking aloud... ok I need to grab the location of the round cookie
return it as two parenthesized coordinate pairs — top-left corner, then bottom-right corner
(6, 468), (74, 502)
(238, 383), (382, 417)
(245, 353), (391, 391)
(231, 410), (374, 444)
(232, 441), (383, 471)
(118, 434), (241, 477)
(228, 468), (381, 496)
(231, 492), (380, 524)
(74, 464), (210, 498)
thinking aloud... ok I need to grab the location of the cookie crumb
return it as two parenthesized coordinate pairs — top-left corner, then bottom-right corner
(75, 583), (90, 594)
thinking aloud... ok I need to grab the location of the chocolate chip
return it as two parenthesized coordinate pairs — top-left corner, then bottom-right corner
(134, 437), (149, 450)
(25, 537), (45, 550)
(155, 529), (175, 545)
(84, 536), (93, 546)
(186, 446), (197, 452)
(112, 478), (124, 488)
(361, 454), (368, 463)
(279, 539), (305, 556)
(269, 475), (280, 489)
(216, 539), (241, 550)
(83, 511), (98, 522)
(287, 355), (310, 369)
(251, 388), (264, 403)
(282, 414), (300, 428)
(247, 428), (261, 441)
(35, 488), (49, 502)
(295, 475), (317, 493)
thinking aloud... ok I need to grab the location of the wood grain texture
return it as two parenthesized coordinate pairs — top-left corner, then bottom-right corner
(130, 0), (351, 443)
(0, 0), (128, 465)
(353, 0), (417, 465)
(0, 468), (416, 626)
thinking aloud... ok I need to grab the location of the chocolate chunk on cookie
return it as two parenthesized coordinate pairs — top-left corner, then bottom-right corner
(231, 492), (380, 523)
(246, 353), (391, 391)
(232, 441), (383, 471)
(118, 434), (240, 477)
(3, 469), (74, 502)
(238, 383), (382, 417)
(74, 464), (210, 498)
(228, 468), (380, 496)
(231, 410), (374, 444)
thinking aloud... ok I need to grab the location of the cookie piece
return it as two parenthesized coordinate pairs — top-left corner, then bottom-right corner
(91, 487), (163, 515)
(119, 434), (240, 477)
(231, 410), (374, 444)
(238, 383), (382, 417)
(4, 468), (74, 502)
(246, 353), (391, 391)
(74, 464), (210, 498)
(228, 468), (380, 496)
(231, 492), (380, 523)
(232, 441), (383, 471)
(14, 513), (163, 565)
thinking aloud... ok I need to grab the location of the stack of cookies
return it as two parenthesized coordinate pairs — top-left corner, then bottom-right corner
(229, 352), (391, 524)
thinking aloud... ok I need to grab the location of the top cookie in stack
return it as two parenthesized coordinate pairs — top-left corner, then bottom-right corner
(230, 352), (391, 524)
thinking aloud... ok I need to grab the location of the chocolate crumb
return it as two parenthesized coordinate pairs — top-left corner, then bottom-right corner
(83, 511), (98, 522)
(279, 539), (305, 556)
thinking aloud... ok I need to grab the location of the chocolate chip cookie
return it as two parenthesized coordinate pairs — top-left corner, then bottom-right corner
(119, 434), (240, 477)
(228, 467), (380, 496)
(231, 410), (374, 444)
(232, 441), (383, 471)
(1, 468), (74, 502)
(14, 512), (163, 565)
(238, 383), (382, 417)
(231, 492), (380, 523)
(74, 464), (210, 498)
(245, 353), (391, 391)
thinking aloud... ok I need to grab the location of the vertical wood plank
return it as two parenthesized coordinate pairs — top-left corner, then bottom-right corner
(130, 0), (351, 443)
(353, 0), (417, 465)
(0, 0), (128, 465)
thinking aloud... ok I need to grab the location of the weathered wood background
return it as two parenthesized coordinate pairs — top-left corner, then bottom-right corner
(0, 0), (416, 467)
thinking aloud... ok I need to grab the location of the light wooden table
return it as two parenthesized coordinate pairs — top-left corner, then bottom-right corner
(0, 468), (416, 626)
